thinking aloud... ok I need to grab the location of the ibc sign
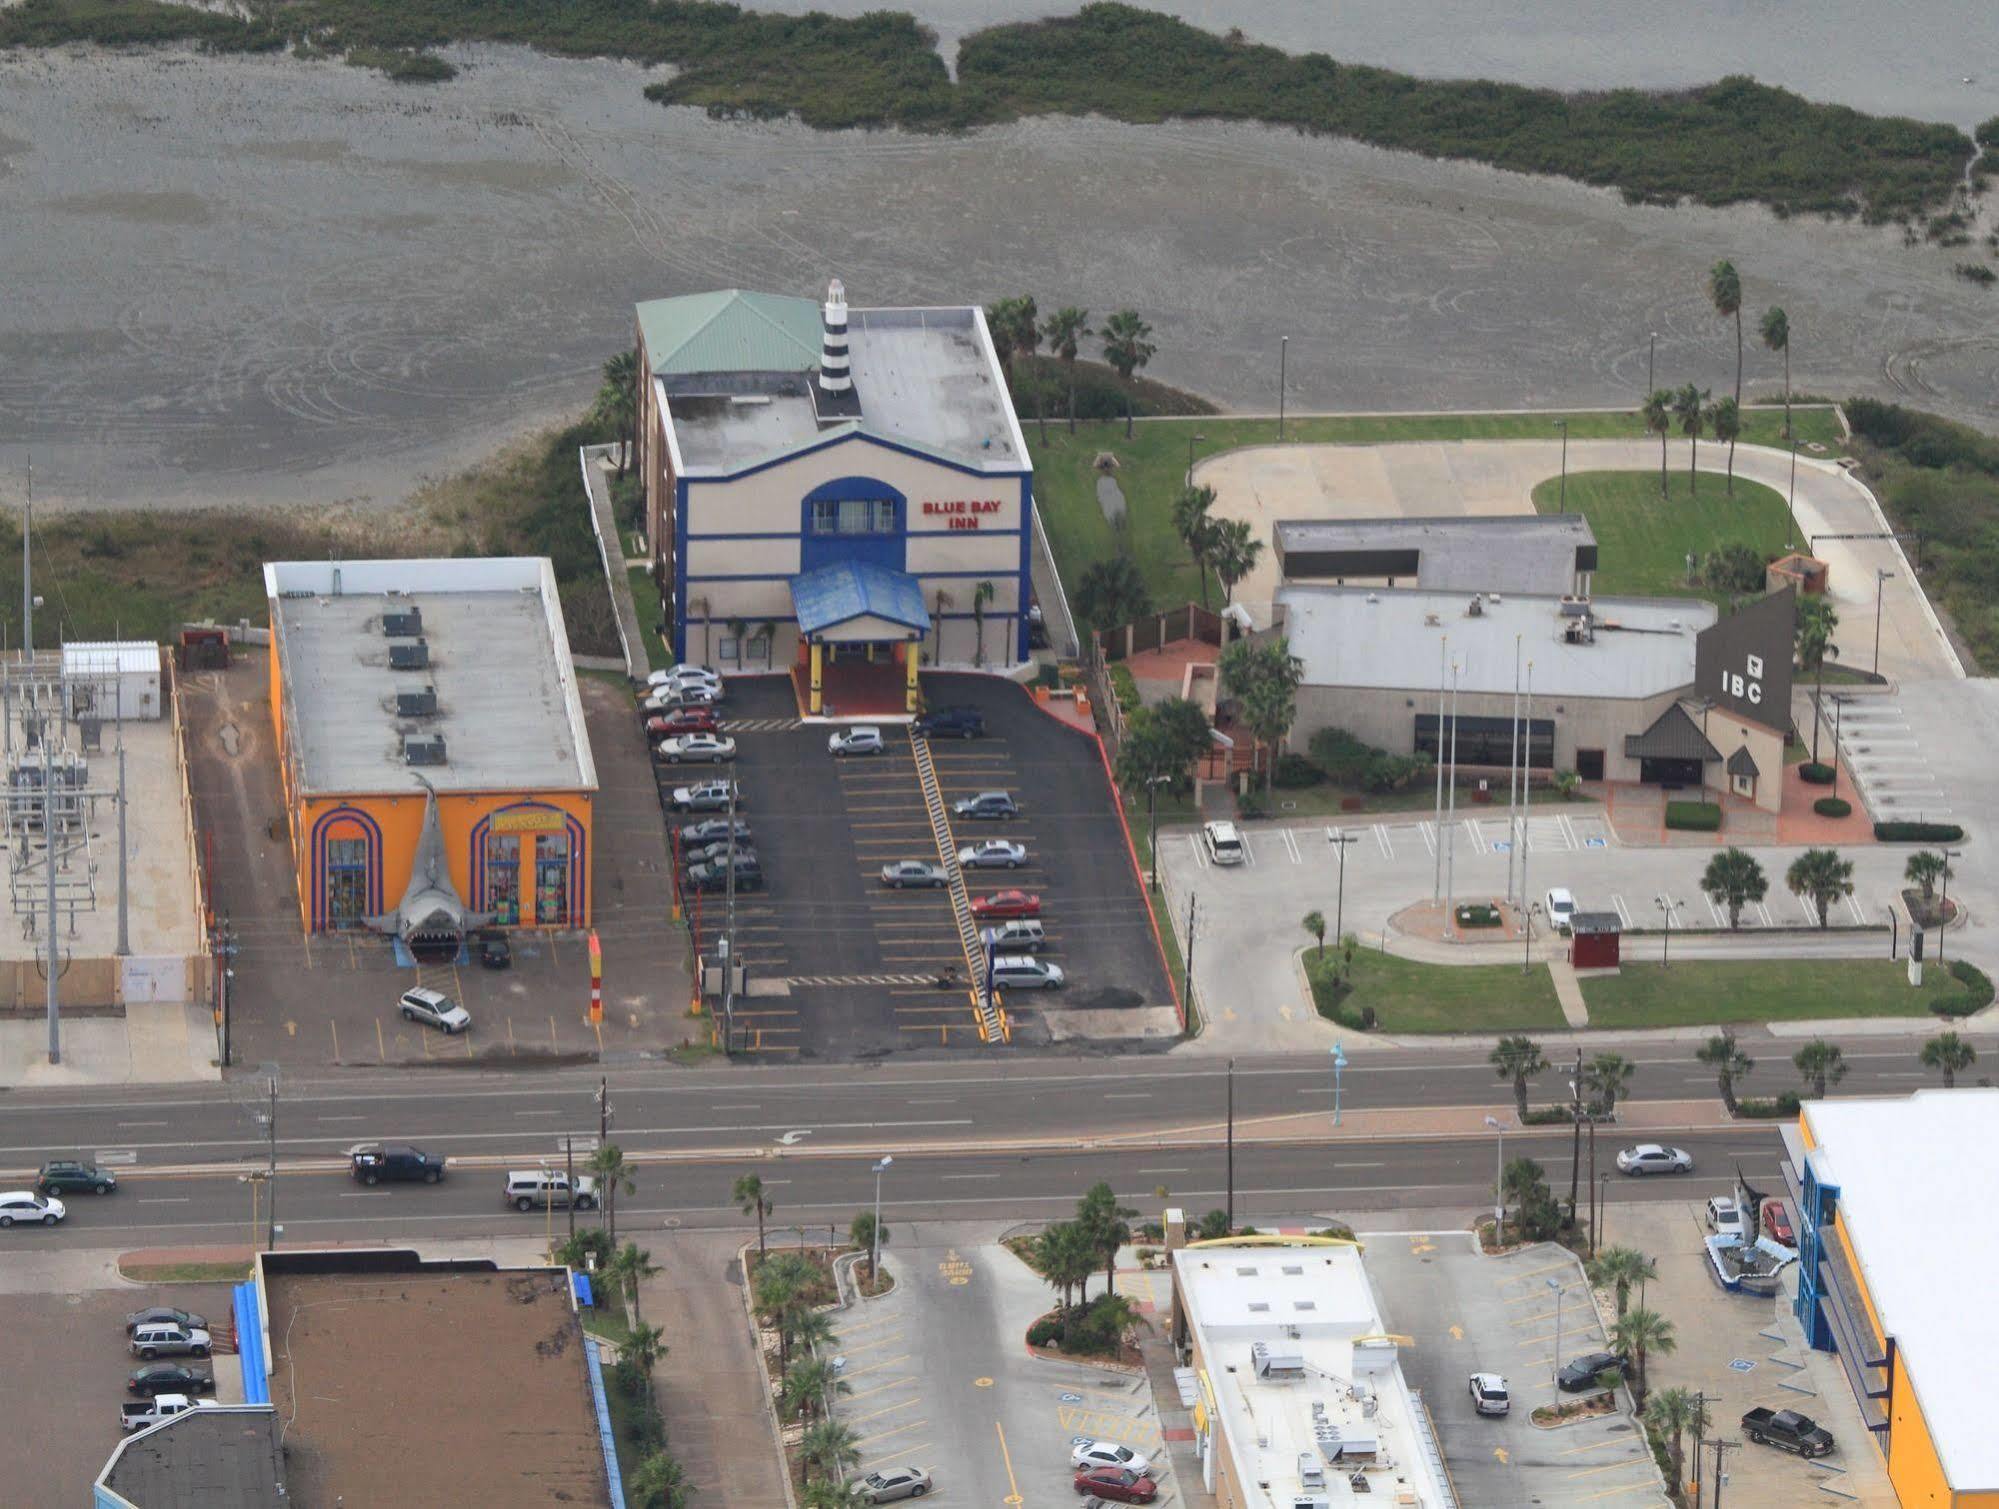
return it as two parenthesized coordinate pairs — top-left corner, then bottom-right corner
(1694, 586), (1795, 729)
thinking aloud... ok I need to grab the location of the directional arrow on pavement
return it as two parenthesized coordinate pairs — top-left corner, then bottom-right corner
(1494, 1447), (1510, 1465)
(1449, 1324), (1464, 1341)
(776, 1130), (813, 1146)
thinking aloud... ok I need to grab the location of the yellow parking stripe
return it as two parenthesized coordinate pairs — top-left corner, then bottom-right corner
(853, 1418), (926, 1450)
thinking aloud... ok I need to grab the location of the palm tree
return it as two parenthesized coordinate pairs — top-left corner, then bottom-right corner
(586, 1143), (636, 1249)
(1585, 1052), (1635, 1115)
(629, 1449), (692, 1509)
(1611, 1305), (1677, 1408)
(1794, 594), (1841, 763)
(983, 295), (1038, 386)
(1303, 909), (1327, 957)
(1921, 1031), (1976, 1088)
(1499, 1156), (1550, 1239)
(1077, 1181), (1136, 1297)
(791, 1306), (836, 1362)
(1587, 1245), (1658, 1318)
(1710, 395), (1741, 495)
(1673, 384), (1709, 494)
(1209, 518), (1264, 606)
(608, 1241), (660, 1325)
(619, 1319), (665, 1405)
(1708, 258), (1744, 420)
(931, 586), (952, 663)
(1037, 1219), (1098, 1310)
(1099, 310), (1156, 439)
(1700, 847), (1767, 929)
(1786, 847), (1854, 928)
(1793, 1037), (1848, 1099)
(1173, 484), (1218, 607)
(1074, 553), (1151, 633)
(1906, 849), (1948, 903)
(1642, 389), (1673, 499)
(1695, 1032), (1754, 1115)
(735, 1173), (774, 1254)
(972, 579), (995, 666)
(849, 1210), (887, 1280)
(1646, 1386), (1704, 1492)
(799, 1418), (861, 1484)
(1760, 306), (1791, 438)
(1489, 1035), (1547, 1120)
(1043, 306), (1092, 433)
(781, 1355), (851, 1422)
(602, 348), (641, 475)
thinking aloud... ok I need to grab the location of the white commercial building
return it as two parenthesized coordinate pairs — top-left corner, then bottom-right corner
(1171, 1237), (1451, 1507)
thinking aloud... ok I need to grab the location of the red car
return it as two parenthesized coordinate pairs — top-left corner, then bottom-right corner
(971, 889), (1041, 920)
(1074, 1466), (1158, 1503)
(1761, 1198), (1795, 1245)
(647, 709), (719, 738)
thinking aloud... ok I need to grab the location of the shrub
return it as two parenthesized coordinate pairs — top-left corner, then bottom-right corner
(1237, 792), (1269, 819)
(1036, 661), (1061, 689)
(1930, 960), (1996, 1018)
(1313, 1223), (1357, 1242)
(1875, 821), (1965, 842)
(1196, 1209), (1232, 1240)
(1108, 663), (1141, 715)
(1813, 797), (1853, 817)
(1798, 762), (1836, 785)
(1702, 542), (1769, 595)
(1026, 1315), (1061, 1347)
(1307, 726), (1373, 785)
(1737, 1091), (1803, 1119)
(1273, 752), (1324, 788)
(1455, 903), (1503, 928)
(1521, 1105), (1577, 1126)
(1956, 263), (1998, 286)
(1665, 801), (1722, 831)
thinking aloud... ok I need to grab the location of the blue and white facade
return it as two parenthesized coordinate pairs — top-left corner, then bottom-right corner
(637, 282), (1035, 674)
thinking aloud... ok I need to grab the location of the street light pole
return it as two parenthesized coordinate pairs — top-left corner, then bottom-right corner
(1331, 1041), (1347, 1126)
(1278, 337), (1288, 441)
(1328, 827), (1356, 948)
(1829, 694), (1847, 801)
(1548, 1275), (1565, 1392)
(1647, 331), (1657, 399)
(1187, 431), (1207, 485)
(1938, 848), (1962, 964)
(870, 1155), (893, 1282)
(1657, 894), (1680, 966)
(1146, 774), (1169, 892)
(1225, 1057), (1236, 1232)
(1788, 441), (1801, 547)
(1484, 1115), (1505, 1230)
(1557, 418), (1569, 511)
(1873, 568), (1895, 677)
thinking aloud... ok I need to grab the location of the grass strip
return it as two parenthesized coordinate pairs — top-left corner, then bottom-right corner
(1306, 947), (1568, 1034)
(1579, 958), (1960, 1028)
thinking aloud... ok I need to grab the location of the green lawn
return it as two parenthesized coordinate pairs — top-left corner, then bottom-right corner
(1580, 959), (1962, 1028)
(1531, 469), (1799, 603)
(1305, 948), (1569, 1034)
(1027, 407), (1842, 612)
(626, 566), (669, 671)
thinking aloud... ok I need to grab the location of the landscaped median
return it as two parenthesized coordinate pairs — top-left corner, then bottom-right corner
(1306, 948), (1569, 1034)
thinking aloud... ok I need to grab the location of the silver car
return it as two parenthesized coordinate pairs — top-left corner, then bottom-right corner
(880, 861), (947, 889)
(398, 987), (471, 1034)
(957, 839), (1026, 869)
(859, 1466), (932, 1502)
(828, 726), (885, 757)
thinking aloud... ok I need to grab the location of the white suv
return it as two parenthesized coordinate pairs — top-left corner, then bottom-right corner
(1544, 887), (1577, 933)
(398, 987), (471, 1034)
(504, 1170), (598, 1212)
(0, 1191), (65, 1227)
(990, 955), (1064, 990)
(131, 1323), (212, 1359)
(1203, 821), (1245, 865)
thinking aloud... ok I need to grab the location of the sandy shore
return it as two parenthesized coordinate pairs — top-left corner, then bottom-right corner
(0, 42), (1994, 513)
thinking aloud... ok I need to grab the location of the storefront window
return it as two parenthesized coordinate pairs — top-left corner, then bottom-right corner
(484, 832), (521, 926)
(534, 833), (571, 926)
(326, 837), (369, 929)
(1414, 714), (1555, 768)
(810, 498), (896, 535)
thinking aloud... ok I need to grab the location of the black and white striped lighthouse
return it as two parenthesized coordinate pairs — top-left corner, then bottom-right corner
(819, 278), (852, 393)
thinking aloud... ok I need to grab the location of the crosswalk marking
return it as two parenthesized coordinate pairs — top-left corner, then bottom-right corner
(784, 973), (938, 987)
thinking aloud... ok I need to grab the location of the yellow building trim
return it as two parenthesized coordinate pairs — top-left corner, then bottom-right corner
(1185, 1233), (1367, 1253)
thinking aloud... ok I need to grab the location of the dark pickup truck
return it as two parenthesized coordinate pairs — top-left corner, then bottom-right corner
(1742, 1407), (1836, 1458)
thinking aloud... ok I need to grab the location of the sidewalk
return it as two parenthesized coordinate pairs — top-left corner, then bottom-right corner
(579, 443), (648, 681)
(0, 1002), (219, 1088)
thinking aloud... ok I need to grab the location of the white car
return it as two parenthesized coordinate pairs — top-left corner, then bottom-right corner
(658, 733), (737, 764)
(958, 839), (1026, 870)
(0, 1191), (65, 1227)
(1071, 1441), (1153, 1476)
(1204, 820), (1245, 865)
(1705, 1195), (1746, 1239)
(1469, 1372), (1510, 1416)
(829, 727), (885, 757)
(1544, 887), (1577, 933)
(398, 986), (471, 1035)
(645, 664), (720, 688)
(642, 684), (721, 715)
(1616, 1143), (1693, 1176)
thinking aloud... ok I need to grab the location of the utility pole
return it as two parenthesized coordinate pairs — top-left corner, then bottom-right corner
(1519, 661), (1534, 972)
(597, 1076), (610, 1144)
(1443, 660), (1459, 936)
(1567, 1047), (1583, 1224)
(1586, 1080), (1600, 1257)
(1225, 1057), (1235, 1234)
(1505, 636), (1521, 906)
(1689, 1390), (1709, 1506)
(1433, 636), (1446, 900)
(1708, 1437), (1739, 1508)
(1277, 336), (1288, 440)
(21, 464), (31, 660)
(265, 1073), (278, 1251)
(722, 782), (738, 1054)
(565, 1135), (576, 1244)
(1328, 828), (1356, 950)
(115, 693), (128, 956)
(44, 741), (58, 1064)
(1873, 568), (1895, 677)
(1183, 893), (1196, 1013)
(215, 916), (237, 1067)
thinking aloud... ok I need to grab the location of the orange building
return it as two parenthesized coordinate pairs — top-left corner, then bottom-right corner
(265, 559), (596, 942)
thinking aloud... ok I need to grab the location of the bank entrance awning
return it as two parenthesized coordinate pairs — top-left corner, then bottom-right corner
(791, 561), (930, 643)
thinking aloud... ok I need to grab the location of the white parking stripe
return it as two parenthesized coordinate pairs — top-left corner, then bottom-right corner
(1188, 834), (1208, 871)
(1281, 829), (1302, 864)
(1374, 825), (1394, 859)
(1755, 901), (1774, 927)
(1421, 822), (1437, 856)
(1609, 893), (1633, 929)
(1846, 894), (1870, 926)
(1703, 893), (1727, 927)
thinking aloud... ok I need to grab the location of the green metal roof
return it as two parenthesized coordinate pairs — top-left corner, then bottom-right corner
(636, 289), (822, 376)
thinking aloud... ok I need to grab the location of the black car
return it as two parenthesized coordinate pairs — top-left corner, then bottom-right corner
(128, 1362), (215, 1396)
(1557, 1351), (1630, 1392)
(478, 932), (511, 970)
(688, 858), (764, 893)
(37, 1158), (117, 1195)
(679, 818), (752, 847)
(914, 705), (985, 739)
(126, 1306), (208, 1336)
(350, 1143), (447, 1185)
(685, 840), (757, 869)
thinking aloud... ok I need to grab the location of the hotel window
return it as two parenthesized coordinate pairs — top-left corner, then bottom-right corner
(810, 498), (896, 535)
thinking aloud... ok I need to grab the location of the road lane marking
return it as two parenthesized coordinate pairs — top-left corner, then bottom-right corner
(941, 1173), (1000, 1181)
(119, 1122), (170, 1129)
(138, 1197), (189, 1204)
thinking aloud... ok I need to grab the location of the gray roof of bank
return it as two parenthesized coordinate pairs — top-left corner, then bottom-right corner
(1274, 584), (1714, 700)
(1274, 514), (1597, 597)
(641, 293), (1024, 474)
(265, 559), (596, 797)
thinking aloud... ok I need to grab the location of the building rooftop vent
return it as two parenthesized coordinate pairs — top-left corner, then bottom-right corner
(1252, 1341), (1307, 1380)
(396, 685), (438, 719)
(1467, 595), (1484, 616)
(388, 638), (430, 671)
(403, 733), (447, 767)
(383, 604), (423, 638)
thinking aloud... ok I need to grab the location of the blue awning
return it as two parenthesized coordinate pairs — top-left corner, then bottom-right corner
(791, 560), (931, 638)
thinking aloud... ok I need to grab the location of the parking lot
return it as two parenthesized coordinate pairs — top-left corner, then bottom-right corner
(0, 1279), (239, 1505)
(186, 659), (690, 1070)
(1363, 1230), (1667, 1507)
(828, 1223), (1183, 1505)
(659, 673), (1173, 1059)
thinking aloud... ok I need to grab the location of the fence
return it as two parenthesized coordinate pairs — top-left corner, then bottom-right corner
(1096, 603), (1225, 664)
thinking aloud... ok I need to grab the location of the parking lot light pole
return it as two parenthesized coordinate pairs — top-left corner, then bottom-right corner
(1938, 848), (1963, 963)
(871, 1155), (893, 1283)
(1328, 827), (1357, 946)
(1331, 1042), (1347, 1127)
(1656, 894), (1682, 966)
(1146, 774), (1171, 892)
(1557, 418), (1569, 510)
(1484, 1115), (1505, 1230)
(1828, 694), (1849, 800)
(1548, 1276), (1564, 1391)
(1873, 568), (1895, 676)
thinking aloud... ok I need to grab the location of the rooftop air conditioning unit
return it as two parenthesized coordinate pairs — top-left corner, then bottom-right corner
(1468, 595), (1483, 616)
(396, 685), (438, 718)
(1252, 1341), (1307, 1380)
(388, 639), (430, 671)
(403, 733), (447, 767)
(1488, 593), (1503, 603)
(383, 605), (423, 638)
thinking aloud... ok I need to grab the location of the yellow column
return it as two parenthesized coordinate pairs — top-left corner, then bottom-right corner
(905, 639), (920, 713)
(809, 640), (823, 715)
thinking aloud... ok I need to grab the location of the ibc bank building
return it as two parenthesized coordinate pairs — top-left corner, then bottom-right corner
(635, 281), (1034, 714)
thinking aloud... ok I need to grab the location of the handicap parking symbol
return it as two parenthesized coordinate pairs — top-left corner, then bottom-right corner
(1492, 840), (1511, 853)
(1727, 1358), (1756, 1372)
(1584, 837), (1607, 848)
(1059, 1392), (1083, 1403)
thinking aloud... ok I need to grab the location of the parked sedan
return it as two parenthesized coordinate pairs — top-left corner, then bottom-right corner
(128, 1363), (215, 1396)
(398, 986), (471, 1034)
(645, 664), (720, 690)
(880, 861), (948, 889)
(913, 705), (984, 739)
(1557, 1351), (1630, 1393)
(0, 1191), (64, 1227)
(857, 1465), (932, 1502)
(669, 781), (744, 813)
(828, 726), (885, 757)
(37, 1158), (117, 1195)
(1615, 1144), (1694, 1176)
(952, 790), (1018, 820)
(642, 684), (721, 715)
(684, 839), (755, 869)
(1074, 1465), (1158, 1503)
(657, 733), (737, 764)
(1072, 1441), (1153, 1475)
(679, 818), (752, 847)
(477, 932), (511, 970)
(957, 839), (1026, 870)
(126, 1307), (209, 1336)
(646, 708), (720, 739)
(970, 889), (1040, 920)
(1761, 1198), (1796, 1245)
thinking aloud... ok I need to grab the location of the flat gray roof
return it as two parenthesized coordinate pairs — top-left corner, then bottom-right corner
(266, 559), (595, 796)
(1276, 584), (1714, 701)
(664, 305), (1023, 474)
(1275, 513), (1596, 597)
(98, 1406), (287, 1509)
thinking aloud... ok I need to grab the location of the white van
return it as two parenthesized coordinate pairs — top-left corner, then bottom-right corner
(1203, 821), (1245, 866)
(990, 956), (1065, 990)
(981, 919), (1047, 952)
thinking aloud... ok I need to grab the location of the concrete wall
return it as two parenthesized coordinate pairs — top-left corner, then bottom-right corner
(1707, 708), (1786, 815)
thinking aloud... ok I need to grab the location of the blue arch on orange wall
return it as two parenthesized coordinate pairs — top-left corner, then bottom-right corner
(308, 806), (384, 931)
(468, 802), (588, 924)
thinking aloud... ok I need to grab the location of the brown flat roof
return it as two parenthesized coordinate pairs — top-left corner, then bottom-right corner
(264, 1264), (608, 1507)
